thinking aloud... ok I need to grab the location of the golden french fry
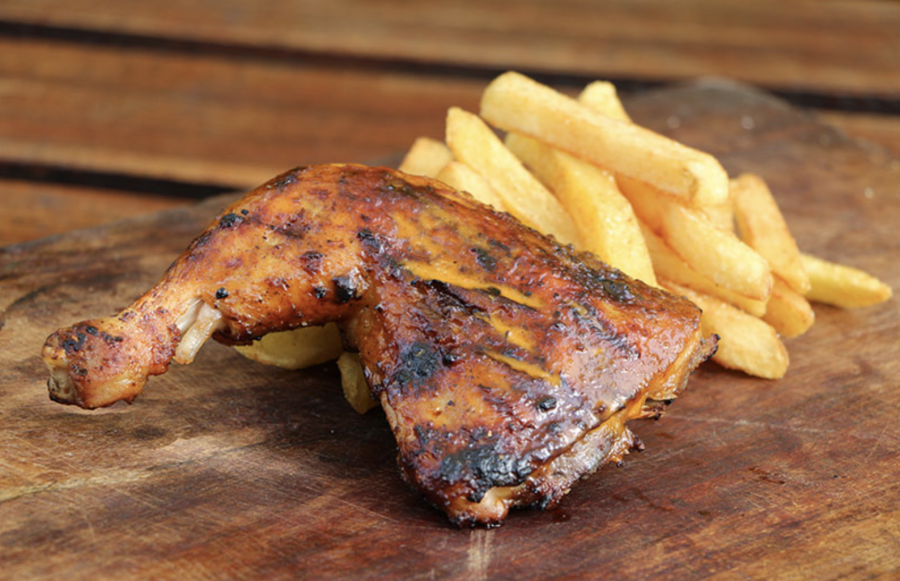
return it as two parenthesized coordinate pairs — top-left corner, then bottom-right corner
(480, 72), (730, 207)
(660, 201), (772, 300)
(577, 81), (632, 122)
(641, 223), (767, 317)
(505, 132), (657, 285)
(398, 137), (453, 178)
(578, 85), (734, 232)
(732, 173), (810, 294)
(763, 277), (815, 338)
(664, 281), (788, 379)
(615, 174), (667, 232)
(234, 324), (342, 370)
(699, 199), (735, 233)
(337, 352), (378, 414)
(445, 106), (579, 246)
(436, 161), (507, 211)
(618, 177), (772, 301)
(801, 253), (892, 309)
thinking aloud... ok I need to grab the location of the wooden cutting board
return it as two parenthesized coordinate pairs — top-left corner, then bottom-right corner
(1, 82), (898, 580)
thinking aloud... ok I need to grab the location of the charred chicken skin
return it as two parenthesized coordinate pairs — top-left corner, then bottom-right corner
(43, 164), (715, 526)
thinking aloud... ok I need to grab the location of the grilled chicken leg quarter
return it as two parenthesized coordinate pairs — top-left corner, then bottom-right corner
(43, 164), (715, 525)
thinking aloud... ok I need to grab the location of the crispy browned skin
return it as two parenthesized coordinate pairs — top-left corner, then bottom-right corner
(43, 163), (714, 525)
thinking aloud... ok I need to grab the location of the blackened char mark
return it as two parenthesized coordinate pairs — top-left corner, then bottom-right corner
(101, 332), (124, 345)
(439, 441), (534, 502)
(174, 231), (213, 271)
(418, 280), (486, 318)
(471, 247), (497, 273)
(487, 238), (511, 253)
(570, 301), (639, 358)
(377, 174), (434, 201)
(599, 278), (635, 303)
(357, 228), (383, 254)
(218, 213), (243, 229)
(393, 341), (443, 394)
(300, 251), (324, 275)
(332, 276), (360, 303)
(276, 217), (310, 240)
(60, 324), (124, 355)
(61, 330), (87, 354)
(536, 396), (557, 411)
(268, 171), (299, 190)
(581, 267), (637, 304)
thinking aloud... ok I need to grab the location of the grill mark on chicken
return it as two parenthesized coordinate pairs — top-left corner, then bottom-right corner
(403, 261), (545, 312)
(482, 351), (561, 387)
(299, 251), (324, 274)
(42, 163), (715, 526)
(393, 341), (445, 396)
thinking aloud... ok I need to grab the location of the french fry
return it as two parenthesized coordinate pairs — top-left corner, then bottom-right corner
(763, 277), (815, 338)
(578, 81), (632, 122)
(732, 173), (810, 294)
(445, 106), (579, 246)
(662, 203), (772, 301)
(663, 281), (789, 380)
(234, 326), (379, 413)
(615, 174), (666, 231)
(801, 253), (892, 308)
(480, 72), (730, 207)
(337, 352), (378, 414)
(398, 137), (453, 178)
(234, 324), (342, 370)
(699, 199), (736, 233)
(505, 132), (657, 285)
(436, 161), (507, 211)
(641, 223), (767, 317)
(577, 83), (734, 232)
(617, 176), (772, 301)
(660, 200), (772, 301)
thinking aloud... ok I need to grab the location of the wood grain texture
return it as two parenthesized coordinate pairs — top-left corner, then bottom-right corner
(1, 0), (898, 97)
(0, 36), (484, 190)
(0, 179), (187, 247)
(2, 31), (899, 250)
(816, 111), (900, 159)
(1, 84), (899, 580)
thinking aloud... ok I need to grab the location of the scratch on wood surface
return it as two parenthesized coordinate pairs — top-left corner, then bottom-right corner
(710, 424), (727, 447)
(862, 422), (892, 463)
(65, 501), (98, 543)
(674, 414), (836, 436)
(0, 457), (39, 486)
(675, 413), (900, 451)
(466, 528), (493, 581)
(0, 467), (154, 503)
(744, 490), (773, 511)
(327, 494), (405, 526)
(0, 433), (273, 505)
(633, 447), (687, 466)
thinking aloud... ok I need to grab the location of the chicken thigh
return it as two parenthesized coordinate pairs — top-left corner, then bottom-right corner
(43, 164), (714, 525)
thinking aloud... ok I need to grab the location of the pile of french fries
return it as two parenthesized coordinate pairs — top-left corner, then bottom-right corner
(238, 71), (892, 410)
(400, 72), (891, 380)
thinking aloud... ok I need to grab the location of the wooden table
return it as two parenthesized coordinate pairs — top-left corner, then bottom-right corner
(2, 2), (899, 579)
(2, 0), (899, 245)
